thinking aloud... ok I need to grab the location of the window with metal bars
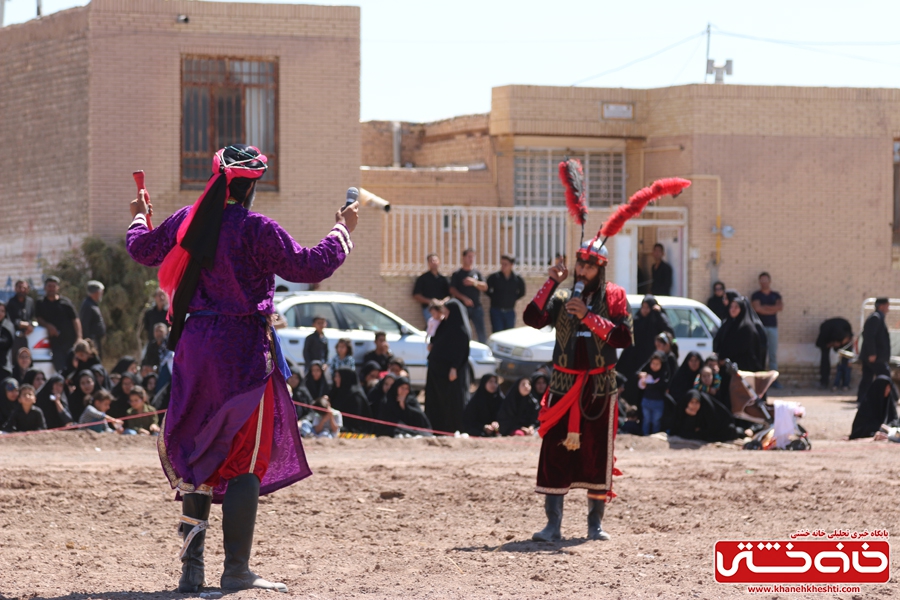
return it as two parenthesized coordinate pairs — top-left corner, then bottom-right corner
(513, 149), (625, 207)
(181, 56), (278, 189)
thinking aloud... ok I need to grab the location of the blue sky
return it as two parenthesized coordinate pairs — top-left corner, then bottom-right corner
(6, 0), (900, 122)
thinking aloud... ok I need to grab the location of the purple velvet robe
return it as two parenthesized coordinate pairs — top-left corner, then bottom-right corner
(127, 204), (350, 501)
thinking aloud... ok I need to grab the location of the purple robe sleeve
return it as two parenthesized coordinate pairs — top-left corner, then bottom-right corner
(256, 220), (353, 284)
(126, 207), (190, 267)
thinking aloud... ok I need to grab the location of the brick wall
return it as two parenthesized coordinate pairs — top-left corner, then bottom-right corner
(0, 7), (91, 283)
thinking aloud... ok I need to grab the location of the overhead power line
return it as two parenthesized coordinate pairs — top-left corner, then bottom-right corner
(571, 30), (707, 86)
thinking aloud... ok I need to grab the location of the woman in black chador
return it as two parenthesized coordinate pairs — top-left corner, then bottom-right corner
(713, 296), (768, 372)
(328, 368), (372, 434)
(424, 299), (470, 433)
(375, 377), (432, 437)
(850, 375), (899, 439)
(463, 374), (503, 437)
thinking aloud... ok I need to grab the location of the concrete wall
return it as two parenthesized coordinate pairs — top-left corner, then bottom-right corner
(0, 8), (91, 282)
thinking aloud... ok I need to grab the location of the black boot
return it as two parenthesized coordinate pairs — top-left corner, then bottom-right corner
(178, 493), (212, 593)
(220, 473), (287, 592)
(532, 494), (564, 542)
(587, 498), (611, 541)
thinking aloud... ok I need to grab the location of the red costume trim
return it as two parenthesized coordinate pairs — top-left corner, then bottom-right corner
(538, 364), (611, 439)
(203, 378), (275, 487)
(532, 278), (558, 312)
(157, 147), (268, 321)
(581, 312), (615, 340)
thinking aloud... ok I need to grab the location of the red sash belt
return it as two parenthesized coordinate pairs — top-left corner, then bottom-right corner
(538, 364), (612, 442)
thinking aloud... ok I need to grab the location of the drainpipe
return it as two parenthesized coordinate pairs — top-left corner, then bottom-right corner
(684, 175), (722, 265)
(392, 121), (401, 168)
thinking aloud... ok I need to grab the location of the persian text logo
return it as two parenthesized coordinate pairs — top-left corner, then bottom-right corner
(714, 541), (890, 584)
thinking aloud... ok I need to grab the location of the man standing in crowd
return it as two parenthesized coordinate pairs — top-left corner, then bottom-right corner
(6, 280), (35, 352)
(815, 317), (853, 390)
(142, 322), (169, 371)
(858, 298), (891, 402)
(304, 316), (329, 372)
(35, 276), (81, 373)
(79, 280), (106, 358)
(449, 248), (488, 344)
(143, 288), (169, 342)
(751, 272), (783, 384)
(650, 243), (673, 296)
(486, 255), (526, 334)
(412, 253), (450, 328)
(706, 281), (729, 321)
(363, 331), (393, 372)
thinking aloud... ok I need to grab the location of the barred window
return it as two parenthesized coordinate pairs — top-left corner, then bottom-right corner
(182, 57), (278, 189)
(513, 149), (625, 207)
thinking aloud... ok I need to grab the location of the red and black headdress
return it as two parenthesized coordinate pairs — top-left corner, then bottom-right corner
(158, 145), (268, 348)
(558, 157), (691, 267)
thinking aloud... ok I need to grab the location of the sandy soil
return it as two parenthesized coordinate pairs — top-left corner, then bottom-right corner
(0, 389), (897, 600)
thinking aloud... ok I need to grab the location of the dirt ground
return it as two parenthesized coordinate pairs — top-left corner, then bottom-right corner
(1, 389), (898, 600)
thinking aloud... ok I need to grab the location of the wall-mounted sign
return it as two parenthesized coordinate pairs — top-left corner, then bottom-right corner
(601, 103), (634, 121)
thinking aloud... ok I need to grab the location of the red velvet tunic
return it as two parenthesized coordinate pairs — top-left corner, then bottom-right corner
(524, 279), (633, 497)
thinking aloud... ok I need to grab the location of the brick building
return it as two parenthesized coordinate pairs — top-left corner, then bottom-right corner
(362, 84), (900, 367)
(5, 3), (900, 369)
(0, 0), (377, 296)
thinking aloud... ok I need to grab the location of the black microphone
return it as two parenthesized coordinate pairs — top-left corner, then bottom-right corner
(571, 281), (585, 319)
(344, 187), (359, 209)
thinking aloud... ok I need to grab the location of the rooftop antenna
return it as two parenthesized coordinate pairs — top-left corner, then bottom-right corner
(706, 59), (733, 84)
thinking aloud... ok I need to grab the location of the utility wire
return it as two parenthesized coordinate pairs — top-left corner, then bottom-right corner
(571, 30), (707, 86)
(715, 28), (900, 68)
(711, 29), (900, 47)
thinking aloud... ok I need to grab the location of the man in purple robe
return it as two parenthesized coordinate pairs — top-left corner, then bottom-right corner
(127, 145), (357, 593)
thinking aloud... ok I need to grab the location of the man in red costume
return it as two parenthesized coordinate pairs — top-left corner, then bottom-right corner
(524, 239), (633, 542)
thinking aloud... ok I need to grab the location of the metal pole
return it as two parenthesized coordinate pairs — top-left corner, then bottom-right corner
(704, 23), (711, 83)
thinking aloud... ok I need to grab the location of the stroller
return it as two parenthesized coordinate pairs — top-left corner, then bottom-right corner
(719, 360), (811, 451)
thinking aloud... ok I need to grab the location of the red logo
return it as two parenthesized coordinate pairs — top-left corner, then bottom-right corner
(714, 541), (890, 584)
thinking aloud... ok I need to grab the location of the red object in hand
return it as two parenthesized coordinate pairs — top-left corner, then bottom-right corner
(133, 170), (154, 230)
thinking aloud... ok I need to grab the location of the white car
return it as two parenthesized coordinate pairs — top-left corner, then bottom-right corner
(21, 325), (56, 378)
(274, 292), (497, 389)
(488, 294), (722, 379)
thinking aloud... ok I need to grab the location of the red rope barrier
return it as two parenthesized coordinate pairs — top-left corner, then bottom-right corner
(0, 399), (539, 442)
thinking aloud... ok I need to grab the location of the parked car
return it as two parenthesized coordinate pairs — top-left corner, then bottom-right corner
(24, 325), (56, 378)
(488, 294), (722, 379)
(274, 292), (497, 389)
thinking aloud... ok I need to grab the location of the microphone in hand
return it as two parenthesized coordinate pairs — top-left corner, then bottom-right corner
(344, 187), (359, 209)
(570, 281), (585, 320)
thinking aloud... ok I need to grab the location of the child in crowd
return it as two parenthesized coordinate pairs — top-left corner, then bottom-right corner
(705, 353), (719, 374)
(1, 378), (19, 425)
(2, 384), (47, 432)
(638, 351), (670, 436)
(79, 390), (123, 433)
(388, 357), (408, 379)
(693, 366), (721, 396)
(832, 349), (852, 392)
(619, 405), (642, 436)
(299, 396), (342, 439)
(426, 299), (444, 348)
(303, 316), (329, 368)
(328, 338), (355, 376)
(124, 386), (160, 435)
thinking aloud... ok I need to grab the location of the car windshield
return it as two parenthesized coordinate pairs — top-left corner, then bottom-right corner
(665, 308), (711, 339)
(285, 302), (339, 328)
(339, 303), (402, 335)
